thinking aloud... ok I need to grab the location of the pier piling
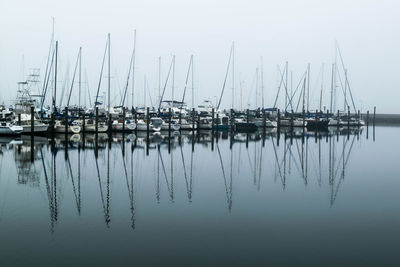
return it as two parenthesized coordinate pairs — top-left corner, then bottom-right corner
(95, 107), (99, 133)
(146, 107), (150, 133)
(30, 106), (34, 135)
(212, 108), (215, 131)
(373, 106), (376, 126)
(122, 107), (126, 132)
(65, 107), (69, 136)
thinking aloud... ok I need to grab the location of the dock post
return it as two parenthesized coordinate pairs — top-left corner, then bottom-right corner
(31, 106), (35, 135)
(122, 107), (126, 132)
(347, 106), (350, 140)
(366, 110), (369, 127)
(134, 106), (137, 134)
(347, 106), (350, 129)
(192, 108), (195, 130)
(302, 109), (305, 129)
(358, 110), (360, 127)
(168, 108), (172, 132)
(147, 107), (150, 133)
(277, 109), (281, 131)
(373, 106), (376, 126)
(337, 110), (340, 130)
(290, 110), (294, 130)
(51, 112), (55, 134)
(216, 112), (219, 140)
(197, 114), (200, 131)
(211, 108), (215, 131)
(95, 107), (99, 133)
(231, 109), (235, 132)
(179, 108), (182, 128)
(262, 108), (266, 130)
(65, 107), (69, 136)
(82, 112), (85, 133)
(18, 113), (21, 126)
(108, 113), (112, 133)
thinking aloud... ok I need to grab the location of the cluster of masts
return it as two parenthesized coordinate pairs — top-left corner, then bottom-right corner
(1, 23), (370, 136)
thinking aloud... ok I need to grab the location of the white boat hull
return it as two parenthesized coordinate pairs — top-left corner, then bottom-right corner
(21, 124), (49, 133)
(54, 125), (82, 134)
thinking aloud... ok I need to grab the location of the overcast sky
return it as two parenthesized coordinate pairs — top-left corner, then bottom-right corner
(0, 0), (399, 113)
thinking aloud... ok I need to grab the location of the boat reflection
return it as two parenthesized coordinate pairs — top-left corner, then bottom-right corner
(0, 127), (367, 232)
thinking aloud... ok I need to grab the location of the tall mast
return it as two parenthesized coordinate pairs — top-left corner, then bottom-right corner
(261, 57), (264, 109)
(307, 63), (310, 112)
(131, 30), (136, 108)
(172, 55), (175, 107)
(240, 78), (243, 111)
(191, 55), (194, 109)
(319, 63), (324, 111)
(285, 62), (288, 113)
(344, 69), (347, 111)
(143, 75), (146, 107)
(158, 56), (161, 106)
(53, 41), (58, 113)
(302, 76), (306, 114)
(291, 71), (293, 104)
(255, 68), (259, 108)
(107, 33), (110, 114)
(79, 47), (82, 109)
(330, 63), (334, 112)
(231, 42), (235, 109)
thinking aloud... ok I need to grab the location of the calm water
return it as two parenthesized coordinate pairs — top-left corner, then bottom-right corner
(0, 126), (399, 266)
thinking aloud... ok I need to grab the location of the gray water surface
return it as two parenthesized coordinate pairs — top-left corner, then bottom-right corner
(0, 127), (398, 266)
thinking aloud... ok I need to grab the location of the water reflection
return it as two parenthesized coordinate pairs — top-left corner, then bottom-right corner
(0, 127), (367, 233)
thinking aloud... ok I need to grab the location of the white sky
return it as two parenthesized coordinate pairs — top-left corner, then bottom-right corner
(0, 0), (399, 113)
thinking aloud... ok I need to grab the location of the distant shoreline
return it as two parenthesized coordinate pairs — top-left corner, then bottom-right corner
(361, 113), (400, 125)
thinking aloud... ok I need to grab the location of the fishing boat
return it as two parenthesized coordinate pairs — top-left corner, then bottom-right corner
(13, 113), (48, 133)
(0, 121), (23, 135)
(13, 78), (48, 133)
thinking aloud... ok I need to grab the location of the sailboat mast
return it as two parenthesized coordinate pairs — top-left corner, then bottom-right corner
(231, 42), (235, 109)
(255, 68), (259, 109)
(319, 63), (324, 111)
(79, 47), (82, 109)
(302, 76), (306, 114)
(307, 63), (310, 112)
(261, 57), (264, 109)
(131, 30), (136, 108)
(158, 56), (161, 106)
(172, 55), (175, 108)
(53, 41), (58, 113)
(144, 75), (146, 107)
(108, 33), (111, 114)
(344, 69), (347, 111)
(330, 63), (334, 112)
(285, 62), (288, 113)
(191, 56), (194, 109)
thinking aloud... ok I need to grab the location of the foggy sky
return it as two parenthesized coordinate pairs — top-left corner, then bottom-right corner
(0, 0), (399, 113)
